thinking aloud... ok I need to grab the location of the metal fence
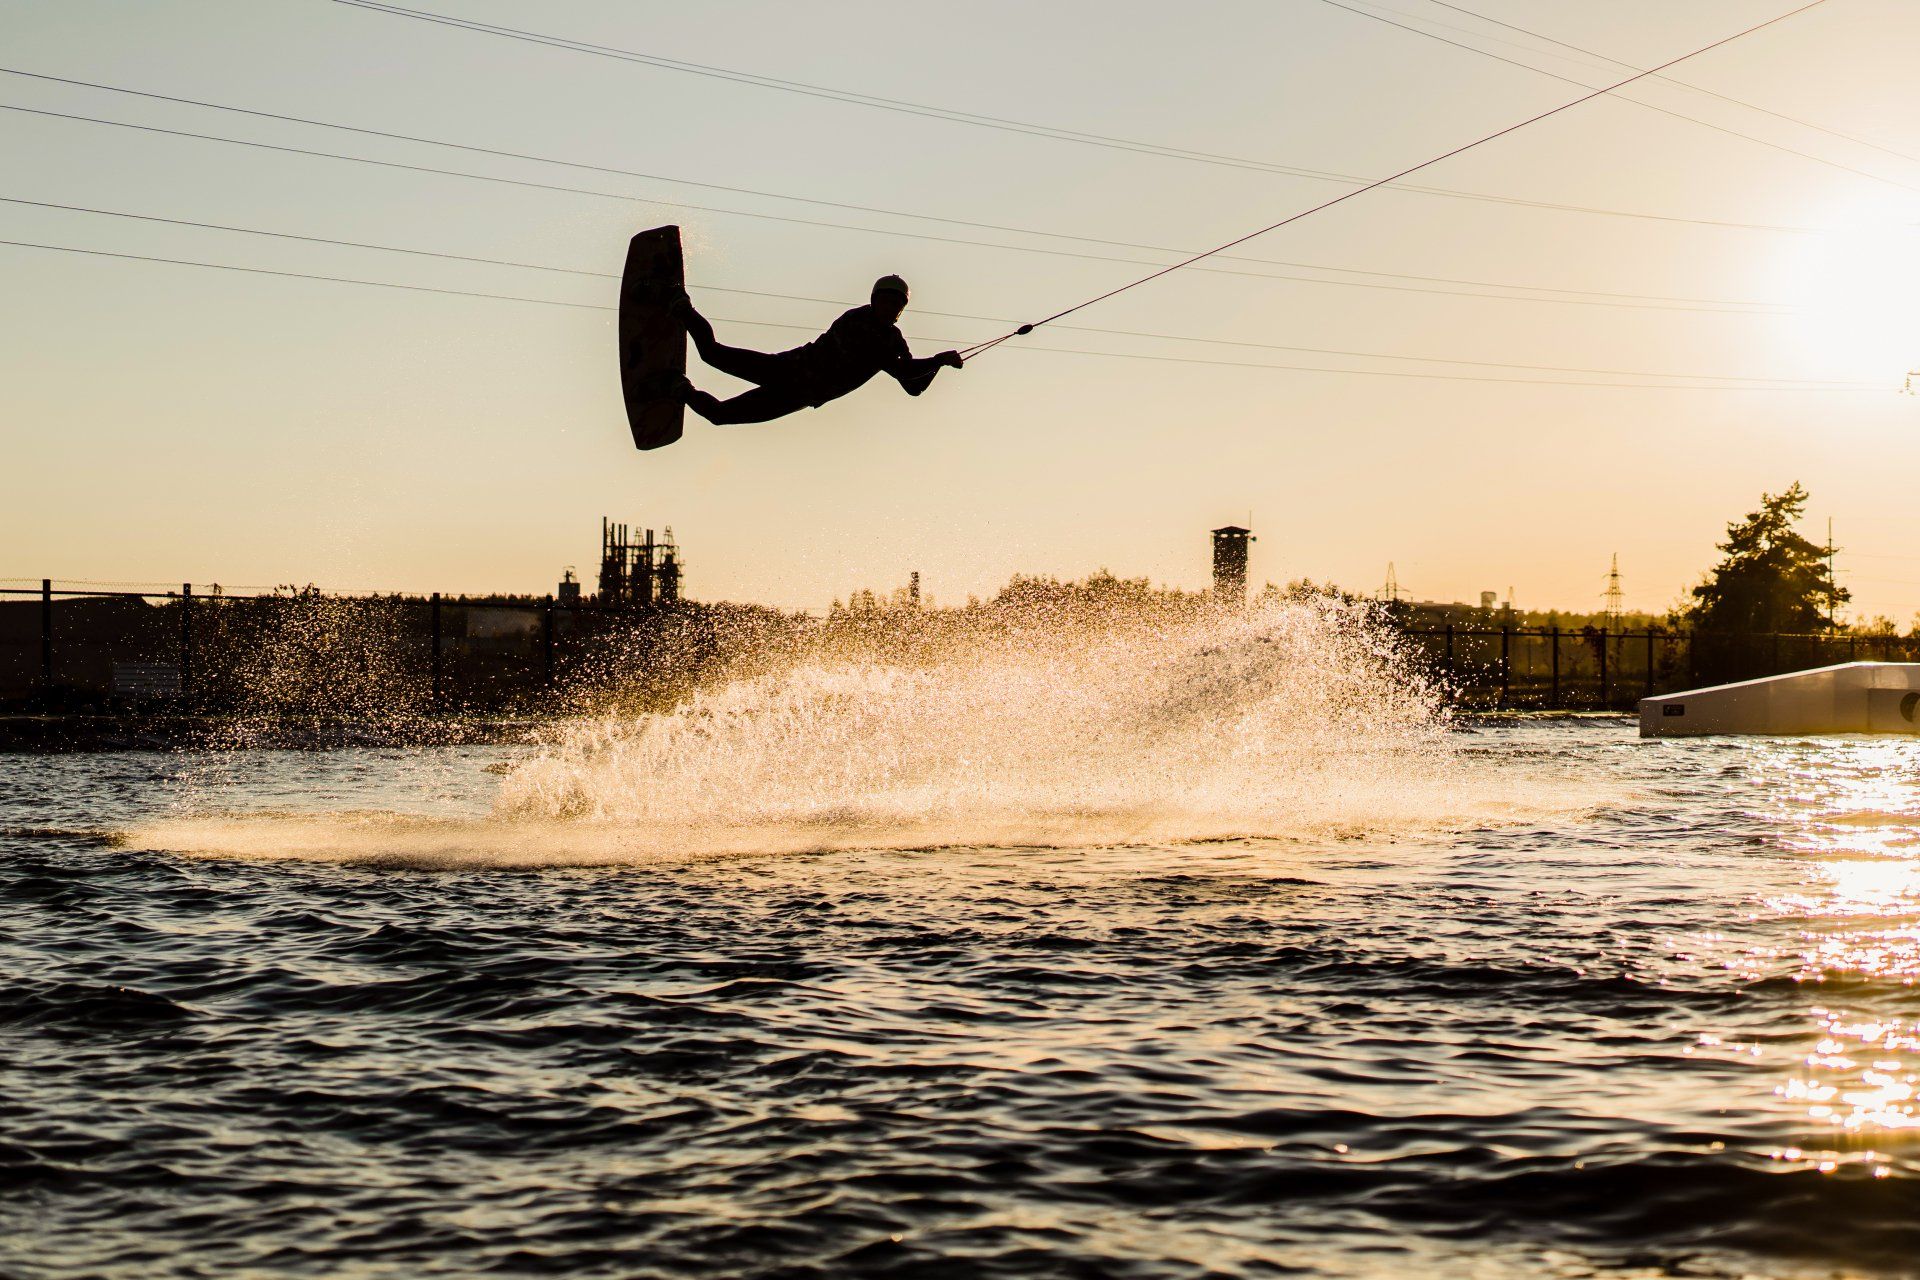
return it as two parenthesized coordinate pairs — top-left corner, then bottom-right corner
(1403, 625), (1920, 709)
(7, 581), (1918, 714)
(0, 581), (618, 713)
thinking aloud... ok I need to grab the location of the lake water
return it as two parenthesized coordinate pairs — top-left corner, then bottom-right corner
(4, 607), (1919, 1277)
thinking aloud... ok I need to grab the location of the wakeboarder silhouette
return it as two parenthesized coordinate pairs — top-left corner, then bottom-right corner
(673, 274), (962, 425)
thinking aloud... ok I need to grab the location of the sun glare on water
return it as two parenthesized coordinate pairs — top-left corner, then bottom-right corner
(1753, 741), (1920, 1151)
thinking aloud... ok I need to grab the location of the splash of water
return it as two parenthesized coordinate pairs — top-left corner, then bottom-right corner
(123, 596), (1564, 867)
(491, 596), (1470, 852)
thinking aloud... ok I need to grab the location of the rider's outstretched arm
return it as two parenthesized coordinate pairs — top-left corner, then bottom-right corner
(890, 349), (963, 397)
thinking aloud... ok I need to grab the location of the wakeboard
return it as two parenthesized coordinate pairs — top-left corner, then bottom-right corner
(617, 225), (686, 451)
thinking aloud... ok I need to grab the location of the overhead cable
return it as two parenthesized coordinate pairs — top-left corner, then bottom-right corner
(0, 67), (1797, 307)
(1417, 0), (1920, 170)
(0, 236), (1875, 391)
(317, 0), (1833, 235)
(957, 0), (1833, 360)
(1, 195), (1841, 382)
(1315, 0), (1920, 197)
(0, 101), (1785, 315)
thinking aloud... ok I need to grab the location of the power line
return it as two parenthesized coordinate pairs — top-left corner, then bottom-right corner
(1316, 0), (1920, 197)
(1415, 0), (1920, 170)
(0, 67), (1793, 310)
(957, 0), (1835, 358)
(0, 66), (1349, 269)
(1, 193), (1849, 383)
(0, 235), (1877, 391)
(323, 0), (1372, 180)
(0, 195), (613, 279)
(0, 100), (1787, 316)
(0, 235), (611, 312)
(997, 340), (1878, 391)
(1347, 0), (1634, 78)
(319, 0), (1833, 236)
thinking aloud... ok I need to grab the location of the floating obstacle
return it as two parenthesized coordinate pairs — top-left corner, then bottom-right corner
(1639, 662), (1920, 738)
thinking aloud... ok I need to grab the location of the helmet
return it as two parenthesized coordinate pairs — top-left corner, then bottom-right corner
(872, 274), (909, 302)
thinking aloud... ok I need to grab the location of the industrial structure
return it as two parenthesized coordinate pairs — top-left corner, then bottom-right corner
(1211, 525), (1254, 607)
(596, 518), (682, 608)
(1604, 554), (1625, 630)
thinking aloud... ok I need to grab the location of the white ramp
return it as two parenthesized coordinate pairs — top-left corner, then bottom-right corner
(1640, 662), (1920, 737)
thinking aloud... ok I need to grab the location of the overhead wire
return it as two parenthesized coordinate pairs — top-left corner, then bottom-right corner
(0, 66), (1338, 260)
(318, 0), (1834, 236)
(0, 195), (615, 280)
(0, 194), (1854, 383)
(0, 235), (1876, 392)
(956, 0), (1834, 360)
(324, 0), (1368, 179)
(1314, 0), (1920, 197)
(1415, 0), (1920, 170)
(985, 340), (1878, 392)
(0, 65), (1789, 309)
(1338, 0), (1645, 77)
(1, 6), (1885, 387)
(1359, 0), (1904, 187)
(0, 101), (1786, 315)
(339, 0), (1910, 182)
(0, 235), (611, 313)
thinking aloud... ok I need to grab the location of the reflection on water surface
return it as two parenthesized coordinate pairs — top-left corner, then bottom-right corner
(4, 722), (1920, 1278)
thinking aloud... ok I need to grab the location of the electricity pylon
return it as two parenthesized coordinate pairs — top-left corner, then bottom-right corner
(1603, 554), (1624, 630)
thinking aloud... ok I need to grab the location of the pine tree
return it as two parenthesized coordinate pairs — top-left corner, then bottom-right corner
(1688, 483), (1846, 633)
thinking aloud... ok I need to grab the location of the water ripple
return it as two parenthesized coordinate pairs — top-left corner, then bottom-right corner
(6, 724), (1920, 1276)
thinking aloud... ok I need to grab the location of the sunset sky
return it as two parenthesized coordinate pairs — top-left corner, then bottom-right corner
(4, 0), (1919, 618)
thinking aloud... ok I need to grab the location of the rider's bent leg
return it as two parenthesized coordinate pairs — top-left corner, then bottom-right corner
(685, 384), (812, 426)
(682, 305), (788, 386)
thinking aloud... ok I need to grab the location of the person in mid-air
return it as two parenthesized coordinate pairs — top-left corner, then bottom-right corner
(674, 275), (962, 425)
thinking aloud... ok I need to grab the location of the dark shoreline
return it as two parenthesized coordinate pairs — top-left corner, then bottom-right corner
(0, 714), (546, 753)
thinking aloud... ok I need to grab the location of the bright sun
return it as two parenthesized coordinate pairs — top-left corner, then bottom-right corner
(1776, 209), (1920, 384)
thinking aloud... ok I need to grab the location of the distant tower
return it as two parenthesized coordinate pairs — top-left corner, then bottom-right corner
(1378, 562), (1402, 603)
(908, 571), (921, 608)
(656, 528), (682, 605)
(1604, 553), (1624, 630)
(1825, 517), (1836, 630)
(1211, 526), (1254, 607)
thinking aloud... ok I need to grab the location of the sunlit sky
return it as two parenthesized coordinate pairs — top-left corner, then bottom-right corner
(4, 0), (1919, 617)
